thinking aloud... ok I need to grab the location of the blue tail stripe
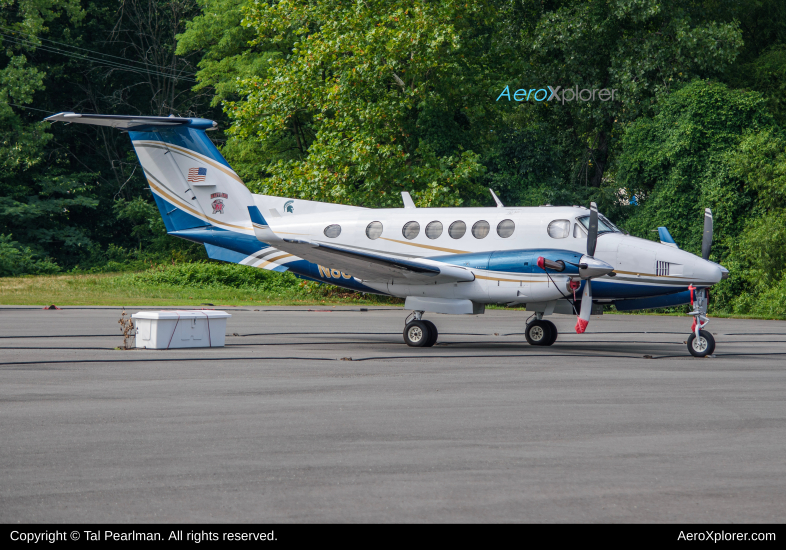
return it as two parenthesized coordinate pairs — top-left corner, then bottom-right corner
(248, 206), (268, 226)
(152, 193), (208, 232)
(170, 228), (268, 255)
(129, 127), (232, 168)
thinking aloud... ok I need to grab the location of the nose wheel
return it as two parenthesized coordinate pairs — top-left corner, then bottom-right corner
(687, 330), (715, 357)
(525, 319), (557, 346)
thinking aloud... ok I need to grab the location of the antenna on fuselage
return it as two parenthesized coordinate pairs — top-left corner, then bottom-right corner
(489, 188), (504, 207)
(401, 191), (416, 209)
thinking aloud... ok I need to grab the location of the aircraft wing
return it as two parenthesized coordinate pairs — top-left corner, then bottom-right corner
(275, 239), (475, 284)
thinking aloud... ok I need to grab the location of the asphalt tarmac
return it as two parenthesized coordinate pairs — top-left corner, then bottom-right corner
(1, 305), (785, 523)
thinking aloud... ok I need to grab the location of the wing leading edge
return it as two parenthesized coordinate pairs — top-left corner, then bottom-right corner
(271, 239), (475, 284)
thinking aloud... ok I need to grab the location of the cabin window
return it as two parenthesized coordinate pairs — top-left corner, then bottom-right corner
(547, 219), (570, 239)
(448, 220), (466, 239)
(574, 223), (587, 238)
(402, 221), (420, 240)
(324, 224), (341, 238)
(366, 221), (383, 240)
(497, 219), (515, 238)
(472, 220), (490, 239)
(425, 221), (443, 239)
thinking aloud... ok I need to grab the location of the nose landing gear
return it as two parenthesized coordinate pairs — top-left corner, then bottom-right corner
(403, 311), (438, 347)
(687, 287), (715, 357)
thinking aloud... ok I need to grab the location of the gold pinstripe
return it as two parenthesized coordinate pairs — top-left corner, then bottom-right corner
(474, 274), (542, 283)
(134, 141), (243, 183)
(256, 253), (295, 269)
(145, 175), (252, 232)
(379, 237), (469, 254)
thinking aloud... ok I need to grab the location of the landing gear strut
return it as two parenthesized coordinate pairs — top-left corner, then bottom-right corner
(403, 311), (438, 347)
(687, 287), (715, 357)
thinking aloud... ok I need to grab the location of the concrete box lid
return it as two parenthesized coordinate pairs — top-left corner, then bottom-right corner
(132, 310), (232, 320)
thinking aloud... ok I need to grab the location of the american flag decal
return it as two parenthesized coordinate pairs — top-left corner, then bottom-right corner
(187, 167), (207, 182)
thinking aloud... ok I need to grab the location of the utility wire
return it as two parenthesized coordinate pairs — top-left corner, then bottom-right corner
(6, 103), (57, 114)
(1, 34), (197, 83)
(0, 25), (197, 78)
(0, 32), (197, 83)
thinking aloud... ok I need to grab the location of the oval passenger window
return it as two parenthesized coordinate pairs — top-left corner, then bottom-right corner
(472, 220), (490, 239)
(402, 221), (420, 240)
(366, 221), (383, 240)
(425, 221), (443, 240)
(497, 219), (515, 238)
(448, 221), (466, 239)
(324, 224), (341, 238)
(547, 219), (570, 239)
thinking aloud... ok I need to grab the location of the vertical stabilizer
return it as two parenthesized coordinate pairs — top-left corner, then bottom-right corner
(129, 127), (255, 235)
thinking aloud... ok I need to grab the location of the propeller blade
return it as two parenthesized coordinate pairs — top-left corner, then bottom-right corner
(701, 208), (713, 260)
(575, 280), (592, 334)
(587, 202), (598, 257)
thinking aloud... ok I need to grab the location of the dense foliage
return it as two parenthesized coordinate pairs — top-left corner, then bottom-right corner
(2, 0), (786, 315)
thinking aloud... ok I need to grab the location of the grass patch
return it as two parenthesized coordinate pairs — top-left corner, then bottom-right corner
(0, 262), (403, 307)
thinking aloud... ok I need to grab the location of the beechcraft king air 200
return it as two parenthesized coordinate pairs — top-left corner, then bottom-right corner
(47, 112), (729, 357)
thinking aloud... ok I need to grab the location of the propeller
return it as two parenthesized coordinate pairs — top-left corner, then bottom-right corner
(576, 203), (599, 334)
(587, 202), (599, 257)
(536, 202), (612, 334)
(701, 208), (713, 260)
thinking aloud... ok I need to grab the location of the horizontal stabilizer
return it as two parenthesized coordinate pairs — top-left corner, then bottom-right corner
(45, 112), (217, 131)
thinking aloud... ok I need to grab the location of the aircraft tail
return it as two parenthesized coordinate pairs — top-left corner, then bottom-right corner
(45, 113), (255, 236)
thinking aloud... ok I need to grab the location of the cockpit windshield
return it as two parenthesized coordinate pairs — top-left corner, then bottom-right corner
(578, 214), (621, 234)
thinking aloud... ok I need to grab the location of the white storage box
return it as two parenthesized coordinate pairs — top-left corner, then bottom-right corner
(132, 310), (231, 349)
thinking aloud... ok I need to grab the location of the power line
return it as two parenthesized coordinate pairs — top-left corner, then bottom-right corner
(0, 30), (197, 83)
(1, 35), (197, 83)
(0, 25), (197, 78)
(6, 103), (58, 114)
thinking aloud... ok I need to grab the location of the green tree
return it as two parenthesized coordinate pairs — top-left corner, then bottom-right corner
(501, 0), (743, 189)
(0, 0), (97, 268)
(227, 0), (507, 207)
(617, 79), (776, 263)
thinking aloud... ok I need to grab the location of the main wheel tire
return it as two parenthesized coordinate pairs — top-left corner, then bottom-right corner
(542, 320), (558, 346)
(525, 320), (552, 346)
(687, 330), (715, 357)
(404, 320), (431, 347)
(422, 320), (438, 347)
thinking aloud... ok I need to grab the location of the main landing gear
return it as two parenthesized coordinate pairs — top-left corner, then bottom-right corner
(525, 315), (558, 346)
(403, 311), (438, 347)
(687, 287), (715, 357)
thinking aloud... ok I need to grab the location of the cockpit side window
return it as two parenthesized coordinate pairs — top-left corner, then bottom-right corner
(577, 214), (621, 234)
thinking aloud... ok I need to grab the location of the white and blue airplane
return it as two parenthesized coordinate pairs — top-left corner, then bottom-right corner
(47, 112), (728, 356)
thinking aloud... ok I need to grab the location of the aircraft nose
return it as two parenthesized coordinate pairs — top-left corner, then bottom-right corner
(693, 258), (723, 285)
